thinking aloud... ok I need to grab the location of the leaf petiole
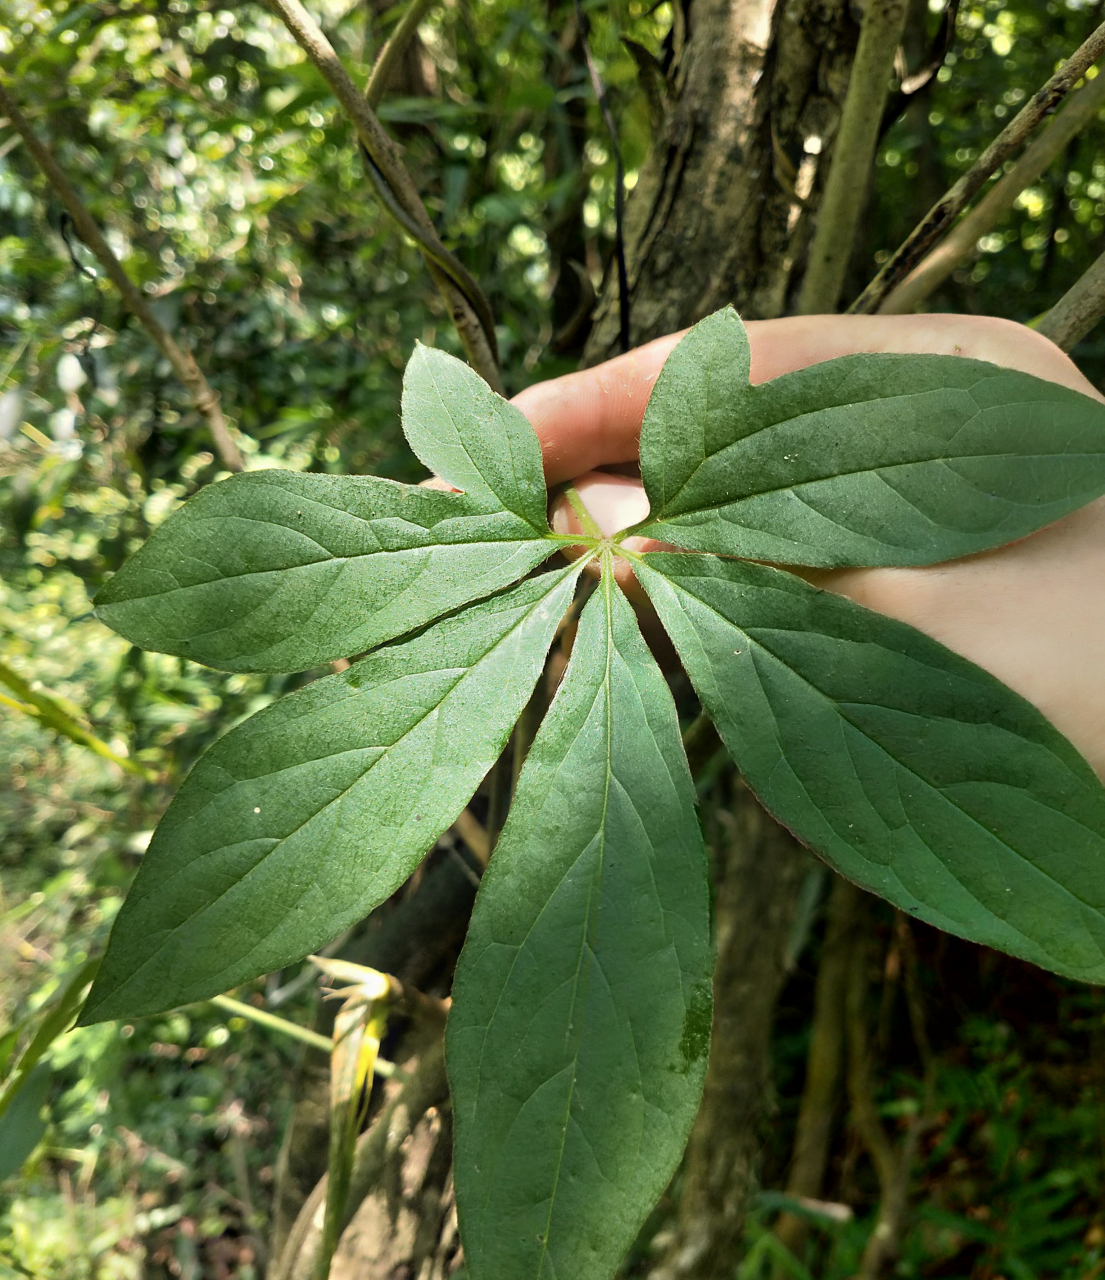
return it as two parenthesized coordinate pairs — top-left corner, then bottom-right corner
(563, 485), (605, 539)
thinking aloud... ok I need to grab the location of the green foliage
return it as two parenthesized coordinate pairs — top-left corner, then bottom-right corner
(85, 308), (1105, 1277)
(83, 563), (582, 1020)
(636, 552), (1105, 982)
(94, 469), (556, 672)
(449, 572), (712, 1279)
(637, 309), (1105, 567)
(7, 0), (1105, 1274)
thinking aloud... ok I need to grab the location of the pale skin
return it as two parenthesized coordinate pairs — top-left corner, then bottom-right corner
(507, 314), (1105, 780)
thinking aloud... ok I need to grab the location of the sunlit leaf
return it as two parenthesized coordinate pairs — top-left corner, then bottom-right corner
(636, 551), (1105, 982)
(95, 470), (552, 673)
(637, 307), (1105, 568)
(402, 343), (549, 530)
(82, 565), (582, 1022)
(449, 569), (713, 1280)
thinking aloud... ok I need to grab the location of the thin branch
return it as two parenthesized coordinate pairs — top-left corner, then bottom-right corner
(900, 0), (960, 96)
(851, 17), (1105, 314)
(0, 78), (245, 471)
(575, 0), (630, 352)
(1036, 245), (1105, 350)
(882, 67), (1105, 313)
(773, 878), (863, 1268)
(366, 0), (437, 109)
(265, 0), (503, 390)
(452, 807), (490, 867)
(878, 0), (961, 135)
(0, 658), (156, 780)
(845, 912), (935, 1280)
(271, 1035), (449, 1280)
(797, 0), (910, 314)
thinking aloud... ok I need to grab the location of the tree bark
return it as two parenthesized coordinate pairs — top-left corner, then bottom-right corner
(584, 0), (859, 354)
(582, 4), (866, 1276)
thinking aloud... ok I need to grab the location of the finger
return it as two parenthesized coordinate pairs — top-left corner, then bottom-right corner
(512, 314), (1103, 484)
(512, 333), (684, 485)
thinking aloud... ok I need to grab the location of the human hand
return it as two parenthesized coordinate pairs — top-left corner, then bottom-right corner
(512, 314), (1105, 778)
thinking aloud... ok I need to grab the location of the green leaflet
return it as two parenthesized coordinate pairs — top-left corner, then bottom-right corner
(402, 343), (549, 530)
(94, 470), (553, 673)
(636, 306), (1105, 568)
(635, 552), (1105, 983)
(80, 565), (582, 1024)
(0, 1062), (50, 1182)
(448, 569), (713, 1280)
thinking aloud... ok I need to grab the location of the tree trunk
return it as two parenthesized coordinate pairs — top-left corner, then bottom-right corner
(583, 3), (865, 1275)
(584, 0), (859, 353)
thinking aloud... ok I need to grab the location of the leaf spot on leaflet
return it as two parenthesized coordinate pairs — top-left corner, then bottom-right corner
(677, 980), (712, 1072)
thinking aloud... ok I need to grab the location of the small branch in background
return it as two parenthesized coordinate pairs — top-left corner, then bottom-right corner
(208, 994), (371, 1062)
(452, 807), (490, 867)
(58, 213), (103, 375)
(773, 877), (864, 1272)
(271, 1034), (449, 1280)
(265, 0), (503, 390)
(0, 78), (245, 472)
(0, 658), (156, 781)
(797, 0), (911, 314)
(899, 0), (960, 96)
(851, 17), (1105, 314)
(365, 0), (437, 109)
(1036, 246), (1105, 350)
(882, 67), (1105, 313)
(681, 710), (723, 776)
(844, 910), (935, 1280)
(879, 0), (962, 137)
(575, 0), (630, 352)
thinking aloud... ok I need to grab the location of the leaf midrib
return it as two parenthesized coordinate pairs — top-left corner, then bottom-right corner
(654, 447), (1105, 524)
(108, 572), (577, 1006)
(672, 576), (1105, 936)
(104, 534), (547, 605)
(533, 572), (614, 1279)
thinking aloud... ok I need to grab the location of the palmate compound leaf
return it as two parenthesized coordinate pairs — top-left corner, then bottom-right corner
(636, 306), (1105, 568)
(448, 568), (713, 1280)
(94, 344), (551, 674)
(635, 552), (1105, 983)
(80, 564), (582, 1024)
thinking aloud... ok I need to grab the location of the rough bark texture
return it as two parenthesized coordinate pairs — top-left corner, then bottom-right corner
(581, 3), (861, 1276)
(585, 0), (859, 357)
(649, 786), (814, 1279)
